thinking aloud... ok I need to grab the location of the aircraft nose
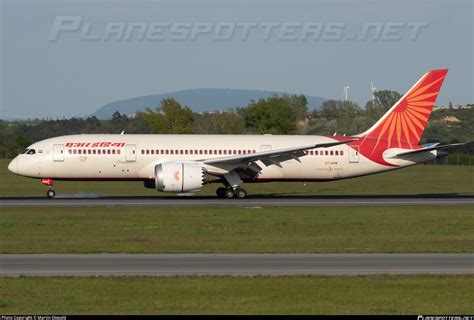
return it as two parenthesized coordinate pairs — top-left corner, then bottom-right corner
(8, 158), (18, 174)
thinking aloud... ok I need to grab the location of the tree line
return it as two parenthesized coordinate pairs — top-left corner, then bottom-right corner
(1, 91), (472, 159)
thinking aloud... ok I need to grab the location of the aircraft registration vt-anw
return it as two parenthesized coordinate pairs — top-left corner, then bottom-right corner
(8, 69), (461, 198)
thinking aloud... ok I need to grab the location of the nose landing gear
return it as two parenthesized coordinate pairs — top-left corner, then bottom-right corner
(41, 178), (55, 199)
(47, 189), (56, 199)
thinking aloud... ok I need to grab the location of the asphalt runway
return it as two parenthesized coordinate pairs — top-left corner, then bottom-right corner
(1, 253), (472, 276)
(1, 194), (473, 207)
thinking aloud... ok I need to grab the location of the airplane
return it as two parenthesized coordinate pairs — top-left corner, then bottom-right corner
(8, 69), (462, 199)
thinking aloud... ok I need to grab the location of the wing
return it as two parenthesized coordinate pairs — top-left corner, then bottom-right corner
(202, 139), (355, 169)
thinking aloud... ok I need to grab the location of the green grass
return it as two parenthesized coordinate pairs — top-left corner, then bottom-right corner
(0, 159), (472, 197)
(0, 275), (472, 314)
(1, 206), (473, 253)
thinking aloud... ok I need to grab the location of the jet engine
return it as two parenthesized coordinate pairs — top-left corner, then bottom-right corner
(155, 162), (206, 192)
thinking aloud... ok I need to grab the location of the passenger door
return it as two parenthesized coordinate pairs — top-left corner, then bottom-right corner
(53, 144), (65, 162)
(348, 146), (359, 163)
(125, 144), (137, 162)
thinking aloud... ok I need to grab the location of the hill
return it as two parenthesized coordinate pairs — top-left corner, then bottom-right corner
(91, 89), (326, 119)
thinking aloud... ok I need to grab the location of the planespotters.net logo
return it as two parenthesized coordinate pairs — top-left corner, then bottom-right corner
(418, 316), (474, 320)
(48, 16), (428, 42)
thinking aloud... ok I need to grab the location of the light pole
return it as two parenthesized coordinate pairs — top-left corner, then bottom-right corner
(344, 86), (350, 101)
(371, 79), (376, 107)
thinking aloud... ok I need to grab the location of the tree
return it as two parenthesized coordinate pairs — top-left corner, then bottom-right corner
(137, 98), (194, 134)
(283, 94), (308, 121)
(193, 111), (246, 134)
(309, 100), (363, 135)
(239, 96), (297, 134)
(363, 90), (402, 128)
(108, 112), (129, 133)
(373, 90), (401, 111)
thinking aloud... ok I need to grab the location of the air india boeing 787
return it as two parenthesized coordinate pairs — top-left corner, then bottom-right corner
(8, 69), (461, 199)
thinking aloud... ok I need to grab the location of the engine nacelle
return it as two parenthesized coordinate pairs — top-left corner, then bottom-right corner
(155, 162), (205, 192)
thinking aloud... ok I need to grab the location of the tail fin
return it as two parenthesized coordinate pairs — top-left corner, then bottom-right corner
(360, 69), (448, 147)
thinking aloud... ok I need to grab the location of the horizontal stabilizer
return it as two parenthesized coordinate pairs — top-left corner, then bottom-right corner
(389, 143), (465, 158)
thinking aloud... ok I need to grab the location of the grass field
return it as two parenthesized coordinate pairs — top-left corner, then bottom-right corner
(1, 206), (473, 253)
(1, 161), (473, 315)
(0, 275), (472, 314)
(0, 159), (472, 197)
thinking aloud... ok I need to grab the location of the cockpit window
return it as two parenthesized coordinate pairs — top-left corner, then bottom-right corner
(20, 149), (29, 154)
(26, 149), (36, 155)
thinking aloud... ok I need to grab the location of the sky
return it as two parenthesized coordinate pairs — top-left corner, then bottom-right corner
(1, 0), (473, 119)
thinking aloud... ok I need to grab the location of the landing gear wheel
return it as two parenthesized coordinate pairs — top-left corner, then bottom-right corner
(47, 189), (56, 199)
(216, 187), (226, 198)
(223, 188), (235, 199)
(235, 188), (247, 199)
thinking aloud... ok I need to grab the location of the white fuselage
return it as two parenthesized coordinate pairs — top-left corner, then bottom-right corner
(8, 134), (436, 184)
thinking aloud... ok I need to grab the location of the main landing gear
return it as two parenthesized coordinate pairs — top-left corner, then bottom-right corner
(216, 187), (248, 199)
(41, 178), (55, 199)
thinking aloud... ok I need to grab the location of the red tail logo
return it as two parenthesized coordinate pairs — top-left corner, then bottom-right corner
(333, 69), (448, 166)
(362, 69), (448, 149)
